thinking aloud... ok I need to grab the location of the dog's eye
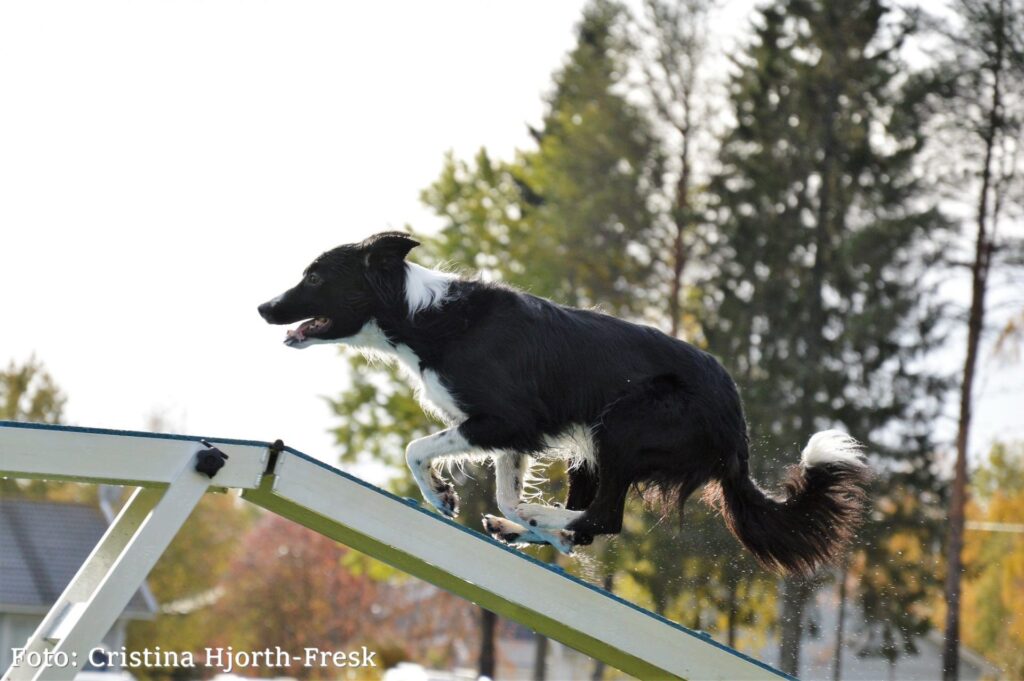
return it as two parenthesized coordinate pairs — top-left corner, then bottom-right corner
(306, 273), (322, 286)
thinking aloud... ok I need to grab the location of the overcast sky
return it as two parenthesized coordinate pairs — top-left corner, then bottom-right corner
(1, 1), (1020, 482)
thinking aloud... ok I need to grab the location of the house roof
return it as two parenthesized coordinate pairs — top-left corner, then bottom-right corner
(0, 498), (155, 617)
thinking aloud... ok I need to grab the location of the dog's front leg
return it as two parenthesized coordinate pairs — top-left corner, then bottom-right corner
(405, 428), (474, 517)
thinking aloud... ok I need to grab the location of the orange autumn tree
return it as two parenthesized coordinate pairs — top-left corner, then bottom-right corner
(961, 441), (1024, 677)
(211, 514), (477, 678)
(210, 514), (385, 680)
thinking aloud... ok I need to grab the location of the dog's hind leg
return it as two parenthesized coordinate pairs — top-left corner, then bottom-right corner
(566, 465), (599, 510)
(513, 463), (598, 530)
(514, 504), (583, 530)
(564, 472), (630, 544)
(494, 452), (532, 521)
(566, 375), (698, 545)
(483, 452), (534, 541)
(483, 452), (574, 553)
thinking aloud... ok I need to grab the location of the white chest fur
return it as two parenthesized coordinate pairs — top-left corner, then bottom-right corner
(347, 321), (466, 423)
(419, 368), (467, 422)
(391, 344), (467, 423)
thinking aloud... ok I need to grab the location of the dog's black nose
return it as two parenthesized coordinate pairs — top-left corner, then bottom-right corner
(257, 301), (275, 322)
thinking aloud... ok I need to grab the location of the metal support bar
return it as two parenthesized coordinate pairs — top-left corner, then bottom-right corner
(2, 460), (212, 681)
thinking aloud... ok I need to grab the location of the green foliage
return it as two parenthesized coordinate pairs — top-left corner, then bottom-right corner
(514, 0), (666, 316)
(330, 354), (435, 498)
(0, 356), (66, 423)
(855, 487), (941, 664)
(0, 357), (90, 501)
(973, 442), (1024, 499)
(420, 149), (530, 285)
(422, 2), (665, 318)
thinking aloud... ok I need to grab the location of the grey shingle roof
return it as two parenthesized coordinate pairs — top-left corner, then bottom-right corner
(0, 499), (155, 617)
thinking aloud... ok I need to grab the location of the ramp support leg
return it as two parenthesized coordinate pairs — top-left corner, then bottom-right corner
(2, 460), (213, 681)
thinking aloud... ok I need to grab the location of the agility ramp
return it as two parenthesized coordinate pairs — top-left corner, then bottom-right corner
(0, 421), (791, 681)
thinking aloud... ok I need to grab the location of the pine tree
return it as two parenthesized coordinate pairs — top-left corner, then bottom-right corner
(509, 0), (665, 318)
(702, 1), (947, 674)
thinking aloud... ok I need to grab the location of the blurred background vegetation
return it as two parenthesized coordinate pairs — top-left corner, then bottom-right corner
(3, 0), (1023, 679)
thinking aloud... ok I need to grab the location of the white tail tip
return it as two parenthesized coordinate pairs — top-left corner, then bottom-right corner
(801, 430), (866, 468)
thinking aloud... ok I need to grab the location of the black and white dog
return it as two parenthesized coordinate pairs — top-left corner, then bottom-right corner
(258, 232), (870, 574)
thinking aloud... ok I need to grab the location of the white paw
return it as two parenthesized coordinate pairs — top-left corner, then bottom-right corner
(544, 529), (576, 555)
(483, 514), (533, 544)
(421, 482), (459, 517)
(482, 514), (575, 554)
(515, 503), (583, 530)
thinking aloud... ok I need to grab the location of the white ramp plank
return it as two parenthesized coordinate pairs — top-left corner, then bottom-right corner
(244, 449), (791, 681)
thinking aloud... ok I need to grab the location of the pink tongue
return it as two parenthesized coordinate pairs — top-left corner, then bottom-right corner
(286, 327), (306, 341)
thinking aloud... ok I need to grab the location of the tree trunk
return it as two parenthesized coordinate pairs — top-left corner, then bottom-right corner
(479, 608), (497, 679)
(726, 576), (739, 648)
(668, 129), (692, 338)
(779, 577), (811, 675)
(941, 128), (994, 681)
(531, 632), (549, 681)
(941, 4), (1004, 677)
(833, 563), (849, 681)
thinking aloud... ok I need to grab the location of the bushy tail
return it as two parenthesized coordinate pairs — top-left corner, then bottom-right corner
(703, 430), (871, 576)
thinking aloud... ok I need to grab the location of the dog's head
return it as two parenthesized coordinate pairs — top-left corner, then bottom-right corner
(257, 231), (419, 348)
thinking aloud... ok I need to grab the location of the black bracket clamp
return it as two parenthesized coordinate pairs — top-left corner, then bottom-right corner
(194, 439), (229, 478)
(264, 439), (285, 476)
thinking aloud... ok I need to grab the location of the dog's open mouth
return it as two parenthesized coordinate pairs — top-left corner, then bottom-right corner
(284, 317), (333, 346)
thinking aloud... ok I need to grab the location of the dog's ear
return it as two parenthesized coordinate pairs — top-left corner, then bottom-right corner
(361, 232), (420, 268)
(362, 232), (418, 305)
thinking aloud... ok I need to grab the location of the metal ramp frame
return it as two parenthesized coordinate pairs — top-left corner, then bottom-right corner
(0, 421), (791, 681)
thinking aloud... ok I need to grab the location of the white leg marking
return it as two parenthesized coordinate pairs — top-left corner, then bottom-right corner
(405, 427), (475, 516)
(515, 503), (583, 531)
(485, 453), (575, 553)
(495, 453), (530, 520)
(494, 453), (580, 531)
